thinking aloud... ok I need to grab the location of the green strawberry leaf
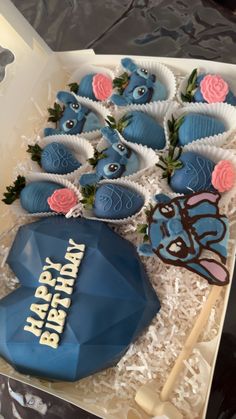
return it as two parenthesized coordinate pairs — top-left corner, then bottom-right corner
(88, 149), (108, 168)
(2, 175), (26, 205)
(27, 144), (42, 166)
(68, 82), (79, 93)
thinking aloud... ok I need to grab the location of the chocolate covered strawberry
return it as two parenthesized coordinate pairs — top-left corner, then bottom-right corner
(2, 176), (78, 214)
(168, 113), (225, 147)
(181, 68), (236, 105)
(27, 142), (81, 175)
(106, 111), (166, 150)
(81, 183), (144, 219)
(69, 72), (113, 102)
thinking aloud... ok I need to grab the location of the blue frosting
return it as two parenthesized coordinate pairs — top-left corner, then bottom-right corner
(77, 73), (97, 101)
(93, 183), (144, 219)
(122, 111), (166, 150)
(170, 151), (215, 194)
(1, 217), (160, 381)
(140, 192), (229, 285)
(41, 142), (81, 174)
(20, 181), (62, 213)
(193, 73), (236, 105)
(178, 113), (225, 146)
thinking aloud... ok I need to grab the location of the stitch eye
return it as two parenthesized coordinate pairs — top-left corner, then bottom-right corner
(137, 68), (149, 79)
(70, 102), (81, 112)
(103, 162), (121, 177)
(133, 85), (148, 100)
(112, 143), (129, 156)
(160, 204), (174, 218)
(62, 119), (77, 132)
(167, 238), (188, 259)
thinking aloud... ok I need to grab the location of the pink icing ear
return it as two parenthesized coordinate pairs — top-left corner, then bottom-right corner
(199, 259), (229, 284)
(186, 192), (220, 206)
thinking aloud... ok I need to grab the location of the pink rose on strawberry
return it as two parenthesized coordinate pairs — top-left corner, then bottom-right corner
(212, 160), (235, 192)
(92, 73), (113, 101)
(47, 188), (78, 214)
(200, 75), (229, 103)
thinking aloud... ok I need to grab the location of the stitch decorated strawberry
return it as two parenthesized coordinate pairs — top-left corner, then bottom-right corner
(69, 72), (113, 102)
(106, 111), (166, 150)
(27, 142), (81, 175)
(181, 68), (236, 105)
(2, 176), (78, 214)
(168, 113), (225, 147)
(80, 183), (144, 219)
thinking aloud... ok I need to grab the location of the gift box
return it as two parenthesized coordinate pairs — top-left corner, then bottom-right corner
(1, 1), (236, 418)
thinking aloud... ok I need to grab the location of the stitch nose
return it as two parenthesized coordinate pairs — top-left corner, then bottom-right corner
(167, 219), (182, 234)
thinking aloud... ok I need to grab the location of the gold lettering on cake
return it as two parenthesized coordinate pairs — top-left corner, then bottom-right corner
(24, 239), (85, 349)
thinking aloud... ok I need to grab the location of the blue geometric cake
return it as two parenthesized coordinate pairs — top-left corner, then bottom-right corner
(0, 217), (160, 381)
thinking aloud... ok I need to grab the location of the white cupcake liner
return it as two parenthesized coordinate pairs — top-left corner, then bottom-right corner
(163, 102), (236, 149)
(24, 134), (94, 181)
(158, 144), (236, 208)
(96, 129), (159, 181)
(177, 70), (236, 106)
(114, 58), (176, 106)
(44, 93), (112, 141)
(8, 173), (81, 218)
(112, 100), (179, 151)
(80, 178), (149, 225)
(68, 64), (114, 105)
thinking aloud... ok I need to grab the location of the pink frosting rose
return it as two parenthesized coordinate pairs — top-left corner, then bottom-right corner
(47, 188), (78, 214)
(211, 160), (235, 192)
(200, 74), (229, 103)
(92, 73), (113, 101)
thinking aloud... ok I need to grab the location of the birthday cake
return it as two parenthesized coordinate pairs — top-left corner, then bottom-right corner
(1, 56), (236, 418)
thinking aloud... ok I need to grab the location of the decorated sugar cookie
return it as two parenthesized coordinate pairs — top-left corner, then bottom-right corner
(138, 192), (229, 286)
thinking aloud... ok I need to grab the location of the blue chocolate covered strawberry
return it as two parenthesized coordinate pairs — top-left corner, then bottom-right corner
(168, 113), (225, 147)
(27, 142), (81, 175)
(181, 69), (236, 105)
(81, 183), (144, 219)
(2, 176), (78, 214)
(106, 111), (166, 150)
(69, 72), (113, 102)
(157, 148), (216, 194)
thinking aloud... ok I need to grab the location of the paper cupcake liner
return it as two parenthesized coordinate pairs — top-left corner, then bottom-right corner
(24, 134), (94, 181)
(68, 64), (114, 105)
(112, 100), (179, 151)
(44, 93), (112, 141)
(177, 70), (236, 106)
(96, 130), (159, 182)
(163, 102), (236, 149)
(114, 58), (176, 105)
(158, 144), (236, 208)
(9, 173), (81, 218)
(80, 178), (149, 225)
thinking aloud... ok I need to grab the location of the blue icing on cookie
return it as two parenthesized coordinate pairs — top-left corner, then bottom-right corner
(138, 192), (229, 286)
(1, 217), (160, 381)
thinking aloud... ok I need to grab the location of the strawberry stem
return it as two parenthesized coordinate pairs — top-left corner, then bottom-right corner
(181, 68), (198, 102)
(27, 144), (42, 166)
(2, 175), (26, 205)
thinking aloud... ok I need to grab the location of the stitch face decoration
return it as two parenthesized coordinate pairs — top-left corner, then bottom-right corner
(44, 91), (103, 137)
(79, 127), (140, 186)
(111, 58), (167, 106)
(138, 192), (229, 286)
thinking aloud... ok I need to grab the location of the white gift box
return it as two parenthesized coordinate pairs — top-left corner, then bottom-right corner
(1, 1), (236, 419)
